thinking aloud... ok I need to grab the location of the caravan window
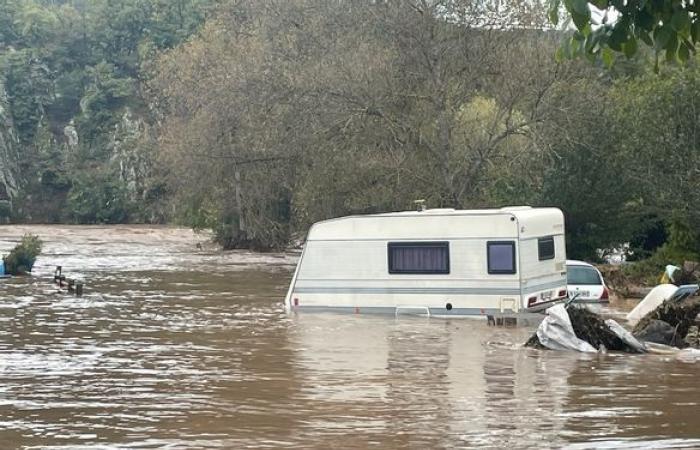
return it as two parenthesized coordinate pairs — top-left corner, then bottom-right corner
(487, 241), (516, 274)
(538, 236), (555, 261)
(388, 242), (450, 274)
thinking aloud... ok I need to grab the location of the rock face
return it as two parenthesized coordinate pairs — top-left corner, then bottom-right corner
(63, 120), (79, 148)
(0, 78), (19, 210)
(111, 107), (148, 195)
(0, 75), (154, 223)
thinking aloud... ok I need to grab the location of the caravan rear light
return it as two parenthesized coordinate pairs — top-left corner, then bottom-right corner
(527, 296), (537, 307)
(600, 287), (609, 301)
(558, 289), (567, 298)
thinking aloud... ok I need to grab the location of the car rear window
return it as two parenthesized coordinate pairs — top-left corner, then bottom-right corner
(567, 265), (602, 285)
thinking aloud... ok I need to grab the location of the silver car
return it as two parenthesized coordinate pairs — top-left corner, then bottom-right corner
(566, 260), (610, 304)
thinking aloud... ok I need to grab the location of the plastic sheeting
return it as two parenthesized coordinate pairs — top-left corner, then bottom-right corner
(535, 304), (647, 353)
(536, 304), (597, 353)
(605, 319), (647, 353)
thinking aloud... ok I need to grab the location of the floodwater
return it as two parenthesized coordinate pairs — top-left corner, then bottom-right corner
(0, 226), (698, 449)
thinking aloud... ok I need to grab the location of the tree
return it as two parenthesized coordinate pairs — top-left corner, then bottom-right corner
(149, 0), (573, 248)
(550, 0), (700, 65)
(608, 66), (700, 253)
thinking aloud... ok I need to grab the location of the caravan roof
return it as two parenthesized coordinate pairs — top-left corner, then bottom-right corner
(307, 206), (564, 241)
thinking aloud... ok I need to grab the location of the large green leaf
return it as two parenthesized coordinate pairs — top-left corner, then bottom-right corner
(671, 9), (691, 38)
(691, 20), (700, 43)
(635, 9), (655, 31)
(678, 41), (691, 62)
(623, 36), (638, 58)
(549, 0), (561, 25)
(572, 10), (591, 31)
(671, 10), (691, 35)
(609, 22), (629, 51)
(654, 25), (673, 50)
(601, 47), (614, 67)
(572, 0), (590, 16)
(639, 31), (653, 46)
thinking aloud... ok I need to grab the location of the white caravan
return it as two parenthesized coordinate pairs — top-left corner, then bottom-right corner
(285, 206), (568, 317)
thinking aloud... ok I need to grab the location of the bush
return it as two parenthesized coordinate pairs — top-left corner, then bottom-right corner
(621, 244), (699, 286)
(3, 234), (43, 275)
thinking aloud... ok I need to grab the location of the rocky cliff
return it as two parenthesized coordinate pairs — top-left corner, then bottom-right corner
(0, 78), (19, 216)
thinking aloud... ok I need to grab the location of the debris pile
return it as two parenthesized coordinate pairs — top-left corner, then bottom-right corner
(632, 296), (700, 347)
(526, 284), (700, 353)
(525, 303), (646, 353)
(684, 326), (700, 348)
(567, 306), (637, 352)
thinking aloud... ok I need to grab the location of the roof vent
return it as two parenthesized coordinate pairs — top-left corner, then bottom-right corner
(414, 199), (426, 212)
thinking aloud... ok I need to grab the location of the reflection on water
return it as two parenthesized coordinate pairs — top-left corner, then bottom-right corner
(0, 226), (698, 449)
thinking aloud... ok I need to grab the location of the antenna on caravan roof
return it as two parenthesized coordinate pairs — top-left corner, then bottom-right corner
(414, 199), (426, 212)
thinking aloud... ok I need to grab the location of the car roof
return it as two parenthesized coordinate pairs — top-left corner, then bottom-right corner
(566, 259), (596, 268)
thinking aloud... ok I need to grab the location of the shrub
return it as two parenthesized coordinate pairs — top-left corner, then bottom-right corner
(621, 244), (699, 287)
(3, 234), (43, 275)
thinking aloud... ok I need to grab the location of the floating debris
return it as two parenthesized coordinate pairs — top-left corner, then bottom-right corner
(527, 285), (700, 353)
(525, 303), (646, 353)
(683, 326), (700, 348)
(632, 296), (700, 348)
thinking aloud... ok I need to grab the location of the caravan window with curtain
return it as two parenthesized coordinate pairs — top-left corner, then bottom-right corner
(388, 242), (450, 274)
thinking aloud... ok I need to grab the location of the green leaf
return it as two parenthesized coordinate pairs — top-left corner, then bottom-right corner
(609, 24), (627, 51)
(623, 36), (638, 58)
(654, 25), (673, 50)
(665, 33), (679, 53)
(585, 31), (600, 53)
(691, 20), (700, 43)
(548, 0), (561, 25)
(601, 47), (614, 67)
(653, 52), (660, 73)
(571, 10), (591, 31)
(572, 0), (590, 16)
(678, 41), (691, 62)
(555, 45), (566, 62)
(639, 31), (653, 46)
(671, 10), (691, 34)
(666, 47), (677, 63)
(636, 10), (654, 31)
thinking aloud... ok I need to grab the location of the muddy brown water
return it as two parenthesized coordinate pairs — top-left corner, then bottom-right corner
(0, 225), (698, 449)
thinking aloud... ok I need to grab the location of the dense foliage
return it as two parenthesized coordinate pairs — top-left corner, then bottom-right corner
(3, 233), (42, 275)
(2, 0), (700, 265)
(550, 0), (700, 65)
(0, 0), (216, 223)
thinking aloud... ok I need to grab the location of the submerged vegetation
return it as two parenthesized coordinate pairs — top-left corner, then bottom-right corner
(1, 1), (699, 266)
(3, 233), (42, 275)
